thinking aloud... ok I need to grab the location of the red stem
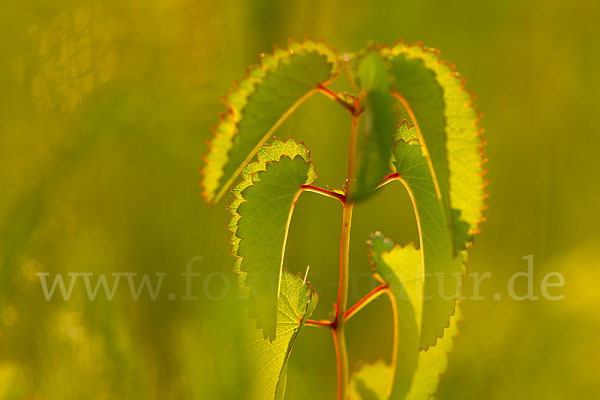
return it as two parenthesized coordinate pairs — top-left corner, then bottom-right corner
(301, 184), (345, 203)
(307, 79), (363, 399)
(377, 172), (400, 189)
(344, 284), (388, 322)
(317, 84), (357, 115)
(305, 319), (333, 328)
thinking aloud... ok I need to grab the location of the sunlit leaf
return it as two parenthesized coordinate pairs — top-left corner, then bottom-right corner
(381, 42), (485, 250)
(367, 232), (422, 398)
(390, 125), (464, 349)
(202, 39), (338, 203)
(350, 52), (395, 201)
(349, 360), (390, 400)
(406, 307), (461, 400)
(229, 138), (317, 340)
(246, 270), (317, 400)
(348, 308), (461, 400)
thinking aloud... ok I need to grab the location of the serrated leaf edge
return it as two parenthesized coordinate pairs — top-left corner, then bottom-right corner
(366, 233), (421, 399)
(273, 269), (318, 399)
(380, 40), (488, 242)
(348, 307), (463, 400)
(226, 137), (317, 338)
(384, 136), (465, 347)
(202, 37), (339, 203)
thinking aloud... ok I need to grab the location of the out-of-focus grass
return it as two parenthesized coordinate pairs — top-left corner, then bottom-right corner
(0, 0), (599, 398)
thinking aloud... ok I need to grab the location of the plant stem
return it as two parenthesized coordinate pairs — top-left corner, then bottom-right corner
(334, 201), (353, 400)
(333, 113), (360, 400)
(317, 84), (356, 114)
(344, 284), (388, 322)
(305, 319), (333, 328)
(301, 184), (345, 203)
(377, 172), (399, 189)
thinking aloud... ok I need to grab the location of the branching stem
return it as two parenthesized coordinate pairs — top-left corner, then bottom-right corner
(305, 319), (333, 328)
(317, 84), (357, 115)
(344, 284), (388, 322)
(332, 112), (360, 400)
(301, 184), (345, 203)
(307, 77), (363, 399)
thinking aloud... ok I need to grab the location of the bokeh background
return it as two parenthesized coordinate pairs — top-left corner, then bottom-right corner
(1, 0), (599, 398)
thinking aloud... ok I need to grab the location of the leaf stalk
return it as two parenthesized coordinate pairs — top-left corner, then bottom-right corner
(317, 84), (357, 115)
(301, 184), (345, 203)
(332, 112), (360, 400)
(344, 284), (388, 322)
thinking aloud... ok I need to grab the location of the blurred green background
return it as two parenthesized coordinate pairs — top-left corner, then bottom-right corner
(1, 0), (599, 398)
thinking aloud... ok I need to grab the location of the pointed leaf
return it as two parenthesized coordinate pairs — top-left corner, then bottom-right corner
(229, 138), (317, 340)
(381, 43), (485, 250)
(246, 270), (317, 400)
(391, 129), (463, 349)
(203, 39), (338, 203)
(350, 52), (396, 201)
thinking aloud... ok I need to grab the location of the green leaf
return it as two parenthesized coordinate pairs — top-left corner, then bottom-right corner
(406, 307), (461, 400)
(349, 360), (390, 400)
(367, 233), (422, 399)
(246, 270), (317, 400)
(350, 52), (396, 201)
(348, 308), (461, 400)
(229, 138), (317, 340)
(391, 129), (464, 349)
(202, 39), (338, 203)
(381, 42), (485, 250)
